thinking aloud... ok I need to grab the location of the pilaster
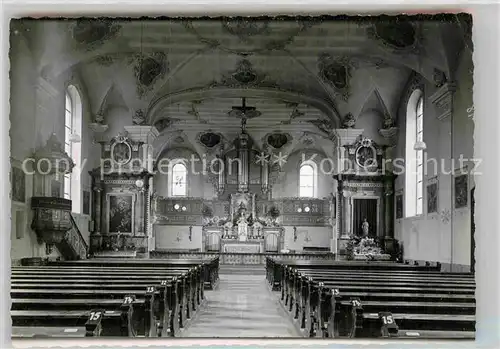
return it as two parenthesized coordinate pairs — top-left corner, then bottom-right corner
(335, 128), (364, 173)
(429, 82), (456, 121)
(124, 125), (159, 173)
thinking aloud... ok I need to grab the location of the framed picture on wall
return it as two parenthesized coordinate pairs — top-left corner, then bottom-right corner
(107, 193), (135, 234)
(11, 166), (26, 203)
(427, 180), (438, 214)
(395, 193), (403, 219)
(454, 174), (468, 209)
(83, 190), (90, 215)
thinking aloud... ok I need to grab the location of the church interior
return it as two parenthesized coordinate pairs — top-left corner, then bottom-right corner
(9, 15), (475, 339)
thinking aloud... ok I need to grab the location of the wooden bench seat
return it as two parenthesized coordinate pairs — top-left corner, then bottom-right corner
(362, 312), (475, 322)
(12, 278), (197, 337)
(294, 279), (474, 289)
(338, 300), (475, 311)
(266, 257), (475, 340)
(294, 270), (475, 282)
(11, 257), (220, 338)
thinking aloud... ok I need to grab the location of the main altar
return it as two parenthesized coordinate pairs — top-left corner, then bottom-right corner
(198, 102), (285, 254)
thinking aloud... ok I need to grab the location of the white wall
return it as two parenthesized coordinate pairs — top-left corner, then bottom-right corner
(272, 150), (335, 200)
(394, 48), (474, 270)
(154, 225), (203, 250)
(9, 32), (97, 262)
(282, 226), (331, 251)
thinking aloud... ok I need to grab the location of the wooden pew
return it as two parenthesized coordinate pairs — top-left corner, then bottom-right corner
(11, 258), (219, 338)
(48, 258), (220, 290)
(267, 257), (475, 339)
(14, 266), (202, 336)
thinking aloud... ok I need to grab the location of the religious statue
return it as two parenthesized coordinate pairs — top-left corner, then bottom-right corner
(237, 208), (249, 241)
(361, 218), (369, 237)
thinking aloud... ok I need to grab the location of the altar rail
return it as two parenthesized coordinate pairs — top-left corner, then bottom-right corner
(150, 251), (335, 265)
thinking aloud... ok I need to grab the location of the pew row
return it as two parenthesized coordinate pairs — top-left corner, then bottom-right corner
(11, 257), (219, 338)
(266, 257), (475, 339)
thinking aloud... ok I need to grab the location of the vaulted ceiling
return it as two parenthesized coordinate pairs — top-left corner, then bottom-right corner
(13, 15), (470, 157)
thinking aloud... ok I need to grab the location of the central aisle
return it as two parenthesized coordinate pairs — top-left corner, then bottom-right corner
(182, 266), (300, 338)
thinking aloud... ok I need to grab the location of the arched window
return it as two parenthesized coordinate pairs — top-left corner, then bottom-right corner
(299, 163), (316, 197)
(405, 90), (424, 217)
(64, 85), (82, 213)
(171, 163), (187, 197)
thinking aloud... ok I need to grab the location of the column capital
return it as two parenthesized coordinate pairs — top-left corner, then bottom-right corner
(124, 125), (159, 143)
(378, 127), (399, 146)
(335, 128), (365, 146)
(430, 82), (456, 121)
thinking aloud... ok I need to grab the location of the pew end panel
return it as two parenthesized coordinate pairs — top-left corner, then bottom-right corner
(85, 309), (104, 337)
(378, 311), (399, 338)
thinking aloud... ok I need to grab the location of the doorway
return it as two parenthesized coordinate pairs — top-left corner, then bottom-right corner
(353, 198), (378, 237)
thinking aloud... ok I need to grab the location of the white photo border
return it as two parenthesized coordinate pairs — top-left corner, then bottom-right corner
(1, 2), (499, 349)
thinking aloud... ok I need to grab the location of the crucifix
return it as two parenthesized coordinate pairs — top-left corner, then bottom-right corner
(229, 98), (261, 132)
(229, 97), (260, 193)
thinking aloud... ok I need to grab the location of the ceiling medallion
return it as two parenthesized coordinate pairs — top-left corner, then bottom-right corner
(134, 52), (168, 98)
(266, 132), (291, 149)
(217, 59), (268, 88)
(71, 19), (121, 51)
(221, 18), (270, 41)
(367, 17), (420, 54)
(232, 59), (258, 85)
(198, 132), (222, 149)
(183, 18), (317, 56)
(317, 53), (351, 101)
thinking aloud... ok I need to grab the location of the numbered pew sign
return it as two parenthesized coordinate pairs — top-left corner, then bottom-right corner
(122, 295), (136, 305)
(89, 310), (103, 322)
(85, 309), (104, 337)
(378, 312), (399, 337)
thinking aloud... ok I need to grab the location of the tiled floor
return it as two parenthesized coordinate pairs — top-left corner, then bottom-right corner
(182, 271), (300, 338)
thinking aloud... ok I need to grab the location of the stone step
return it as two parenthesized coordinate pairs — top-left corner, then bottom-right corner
(219, 265), (266, 275)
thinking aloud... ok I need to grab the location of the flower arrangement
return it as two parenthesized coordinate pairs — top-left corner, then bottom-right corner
(345, 234), (384, 260)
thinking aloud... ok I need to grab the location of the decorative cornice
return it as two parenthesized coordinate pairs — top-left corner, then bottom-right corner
(344, 182), (384, 188)
(429, 82), (456, 121)
(89, 123), (109, 133)
(378, 126), (399, 145)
